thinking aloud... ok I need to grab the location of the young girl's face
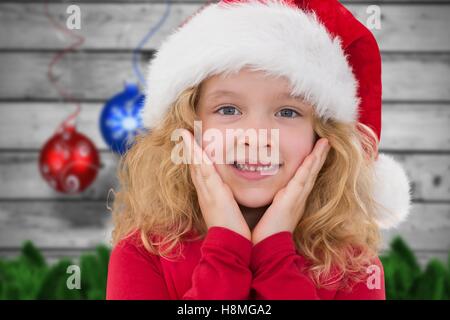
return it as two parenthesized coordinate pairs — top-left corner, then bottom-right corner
(196, 67), (317, 208)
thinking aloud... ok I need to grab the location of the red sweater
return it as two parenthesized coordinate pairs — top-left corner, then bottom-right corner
(106, 226), (385, 300)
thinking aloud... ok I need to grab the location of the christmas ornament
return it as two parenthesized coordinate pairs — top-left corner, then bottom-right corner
(39, 124), (100, 194)
(100, 82), (145, 155)
(41, 1), (100, 194)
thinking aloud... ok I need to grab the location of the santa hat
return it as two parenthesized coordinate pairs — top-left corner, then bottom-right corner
(140, 0), (412, 229)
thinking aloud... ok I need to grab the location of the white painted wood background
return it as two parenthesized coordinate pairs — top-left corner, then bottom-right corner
(0, 0), (449, 265)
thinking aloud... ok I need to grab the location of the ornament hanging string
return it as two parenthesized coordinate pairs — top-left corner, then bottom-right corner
(44, 1), (85, 133)
(132, 0), (172, 88)
(132, 0), (214, 89)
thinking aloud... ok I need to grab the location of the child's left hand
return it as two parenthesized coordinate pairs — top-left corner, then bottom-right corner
(251, 138), (331, 245)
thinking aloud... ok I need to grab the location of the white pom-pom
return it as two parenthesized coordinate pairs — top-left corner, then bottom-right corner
(372, 153), (413, 229)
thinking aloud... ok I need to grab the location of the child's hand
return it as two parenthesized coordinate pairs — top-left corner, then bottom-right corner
(252, 138), (331, 245)
(180, 129), (251, 241)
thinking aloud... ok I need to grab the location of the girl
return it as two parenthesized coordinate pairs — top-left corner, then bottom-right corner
(106, 0), (411, 300)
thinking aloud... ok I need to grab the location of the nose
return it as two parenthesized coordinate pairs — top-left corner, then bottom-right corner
(242, 134), (271, 148)
(236, 114), (276, 150)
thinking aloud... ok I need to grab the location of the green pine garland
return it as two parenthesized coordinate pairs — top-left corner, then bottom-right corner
(0, 241), (109, 300)
(381, 237), (450, 299)
(0, 237), (449, 299)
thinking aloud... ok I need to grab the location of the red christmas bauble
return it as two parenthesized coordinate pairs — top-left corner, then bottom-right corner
(39, 125), (100, 194)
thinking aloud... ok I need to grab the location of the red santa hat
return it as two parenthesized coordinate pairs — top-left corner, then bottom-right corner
(140, 0), (412, 229)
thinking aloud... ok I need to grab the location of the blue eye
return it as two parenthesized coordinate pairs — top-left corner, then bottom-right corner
(216, 105), (242, 116)
(276, 108), (300, 118)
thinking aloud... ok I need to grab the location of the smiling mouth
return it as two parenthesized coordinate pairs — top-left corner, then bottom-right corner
(232, 161), (283, 172)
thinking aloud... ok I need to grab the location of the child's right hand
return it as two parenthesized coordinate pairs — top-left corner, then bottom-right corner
(180, 129), (251, 241)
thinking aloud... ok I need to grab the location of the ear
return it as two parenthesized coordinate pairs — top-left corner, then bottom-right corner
(372, 153), (413, 229)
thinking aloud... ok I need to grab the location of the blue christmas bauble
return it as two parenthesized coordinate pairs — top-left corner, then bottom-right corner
(100, 82), (146, 154)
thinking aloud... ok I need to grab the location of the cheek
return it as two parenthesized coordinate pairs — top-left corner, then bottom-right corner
(201, 130), (236, 193)
(279, 127), (315, 177)
(200, 124), (229, 164)
(196, 118), (236, 182)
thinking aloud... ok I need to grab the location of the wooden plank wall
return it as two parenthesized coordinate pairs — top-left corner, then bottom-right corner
(0, 0), (449, 266)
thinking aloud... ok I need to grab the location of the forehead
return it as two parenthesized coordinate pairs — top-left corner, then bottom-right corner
(205, 89), (306, 104)
(200, 68), (307, 103)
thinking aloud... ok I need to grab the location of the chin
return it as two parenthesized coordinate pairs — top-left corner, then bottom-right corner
(232, 187), (276, 208)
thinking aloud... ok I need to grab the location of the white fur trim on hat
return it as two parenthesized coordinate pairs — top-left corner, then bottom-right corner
(141, 0), (360, 129)
(372, 153), (413, 229)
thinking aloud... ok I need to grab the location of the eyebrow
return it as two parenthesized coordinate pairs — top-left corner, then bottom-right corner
(206, 90), (242, 100)
(276, 92), (306, 103)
